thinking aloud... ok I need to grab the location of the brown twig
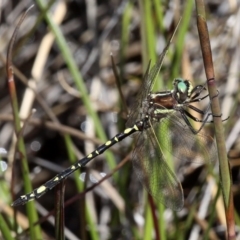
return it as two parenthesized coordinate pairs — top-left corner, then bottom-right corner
(195, 1), (236, 239)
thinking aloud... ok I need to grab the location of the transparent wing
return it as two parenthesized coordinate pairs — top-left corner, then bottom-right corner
(126, 38), (173, 128)
(132, 126), (184, 211)
(131, 112), (216, 211)
(126, 60), (153, 128)
(158, 112), (217, 165)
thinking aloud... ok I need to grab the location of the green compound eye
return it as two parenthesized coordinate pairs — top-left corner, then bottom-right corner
(177, 81), (187, 93)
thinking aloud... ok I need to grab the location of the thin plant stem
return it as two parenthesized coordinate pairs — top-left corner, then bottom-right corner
(195, 0), (236, 239)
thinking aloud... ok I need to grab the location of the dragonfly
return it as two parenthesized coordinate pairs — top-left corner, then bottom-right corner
(12, 35), (216, 211)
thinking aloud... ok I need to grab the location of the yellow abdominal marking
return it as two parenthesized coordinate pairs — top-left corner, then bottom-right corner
(87, 154), (93, 158)
(36, 185), (47, 194)
(96, 150), (99, 155)
(54, 177), (59, 181)
(105, 141), (111, 146)
(71, 165), (76, 169)
(30, 193), (35, 197)
(114, 137), (118, 142)
(133, 125), (139, 131)
(20, 195), (27, 200)
(124, 128), (132, 134)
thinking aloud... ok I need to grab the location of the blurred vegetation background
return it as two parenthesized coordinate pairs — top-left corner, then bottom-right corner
(0, 0), (239, 239)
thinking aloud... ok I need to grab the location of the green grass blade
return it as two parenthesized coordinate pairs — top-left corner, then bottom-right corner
(35, 0), (116, 172)
(170, 0), (193, 80)
(0, 214), (15, 240)
(7, 7), (42, 239)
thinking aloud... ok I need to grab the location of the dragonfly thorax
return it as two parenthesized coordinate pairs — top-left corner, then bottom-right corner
(143, 78), (194, 122)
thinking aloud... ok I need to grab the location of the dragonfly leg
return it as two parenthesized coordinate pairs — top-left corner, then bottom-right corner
(179, 109), (215, 134)
(190, 85), (207, 100)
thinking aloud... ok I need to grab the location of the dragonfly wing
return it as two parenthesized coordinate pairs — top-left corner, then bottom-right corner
(158, 112), (217, 165)
(127, 35), (173, 127)
(126, 61), (152, 127)
(132, 128), (184, 211)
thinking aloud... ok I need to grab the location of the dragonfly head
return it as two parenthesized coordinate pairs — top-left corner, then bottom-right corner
(172, 78), (192, 103)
